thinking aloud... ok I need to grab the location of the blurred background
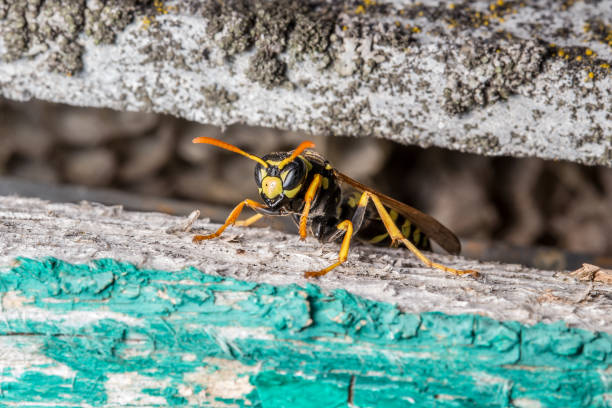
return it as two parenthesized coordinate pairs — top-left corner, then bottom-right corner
(1, 98), (611, 270)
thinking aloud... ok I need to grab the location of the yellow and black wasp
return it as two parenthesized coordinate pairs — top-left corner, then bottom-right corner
(192, 137), (478, 278)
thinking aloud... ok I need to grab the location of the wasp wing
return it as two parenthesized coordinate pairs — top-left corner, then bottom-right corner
(334, 170), (461, 254)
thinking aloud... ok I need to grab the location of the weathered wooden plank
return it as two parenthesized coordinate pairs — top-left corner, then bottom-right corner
(0, 196), (611, 406)
(0, 195), (611, 332)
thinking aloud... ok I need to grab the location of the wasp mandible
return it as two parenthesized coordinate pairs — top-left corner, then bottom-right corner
(192, 137), (478, 278)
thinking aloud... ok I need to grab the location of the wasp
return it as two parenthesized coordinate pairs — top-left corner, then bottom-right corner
(192, 137), (478, 278)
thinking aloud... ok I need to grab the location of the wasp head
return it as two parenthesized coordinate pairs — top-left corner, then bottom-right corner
(254, 152), (308, 207)
(192, 137), (314, 208)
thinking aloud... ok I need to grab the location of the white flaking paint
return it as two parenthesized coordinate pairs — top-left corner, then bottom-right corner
(105, 372), (170, 406)
(184, 358), (258, 402)
(1, 291), (30, 310)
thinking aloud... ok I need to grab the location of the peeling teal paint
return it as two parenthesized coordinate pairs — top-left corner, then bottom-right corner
(1, 371), (96, 404)
(253, 371), (350, 408)
(0, 258), (610, 407)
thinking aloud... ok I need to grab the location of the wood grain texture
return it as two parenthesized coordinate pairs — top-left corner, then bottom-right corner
(0, 195), (610, 332)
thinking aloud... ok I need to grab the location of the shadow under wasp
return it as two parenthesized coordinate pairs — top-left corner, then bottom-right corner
(192, 137), (478, 278)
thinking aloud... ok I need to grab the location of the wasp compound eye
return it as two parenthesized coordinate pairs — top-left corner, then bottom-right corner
(254, 163), (266, 186)
(280, 162), (304, 190)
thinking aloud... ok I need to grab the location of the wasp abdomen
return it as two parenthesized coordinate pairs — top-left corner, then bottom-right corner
(340, 192), (431, 251)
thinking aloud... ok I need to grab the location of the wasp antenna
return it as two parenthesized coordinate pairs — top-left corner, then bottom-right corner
(278, 141), (316, 169)
(192, 137), (268, 167)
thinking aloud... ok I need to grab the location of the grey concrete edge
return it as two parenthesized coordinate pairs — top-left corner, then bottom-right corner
(0, 0), (610, 165)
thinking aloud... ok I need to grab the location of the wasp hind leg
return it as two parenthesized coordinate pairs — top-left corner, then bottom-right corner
(356, 191), (479, 277)
(304, 220), (353, 278)
(193, 199), (266, 242)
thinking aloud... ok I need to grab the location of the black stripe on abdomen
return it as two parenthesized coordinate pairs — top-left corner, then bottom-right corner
(355, 209), (431, 251)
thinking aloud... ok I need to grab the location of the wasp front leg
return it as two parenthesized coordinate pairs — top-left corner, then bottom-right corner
(193, 199), (266, 242)
(305, 220), (353, 278)
(298, 174), (322, 240)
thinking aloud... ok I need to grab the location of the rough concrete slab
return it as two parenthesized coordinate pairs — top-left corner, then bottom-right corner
(0, 0), (610, 165)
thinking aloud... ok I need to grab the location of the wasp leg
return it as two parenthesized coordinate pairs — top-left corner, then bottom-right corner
(298, 174), (322, 240)
(234, 213), (264, 227)
(193, 199), (266, 242)
(356, 192), (479, 277)
(305, 220), (353, 278)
